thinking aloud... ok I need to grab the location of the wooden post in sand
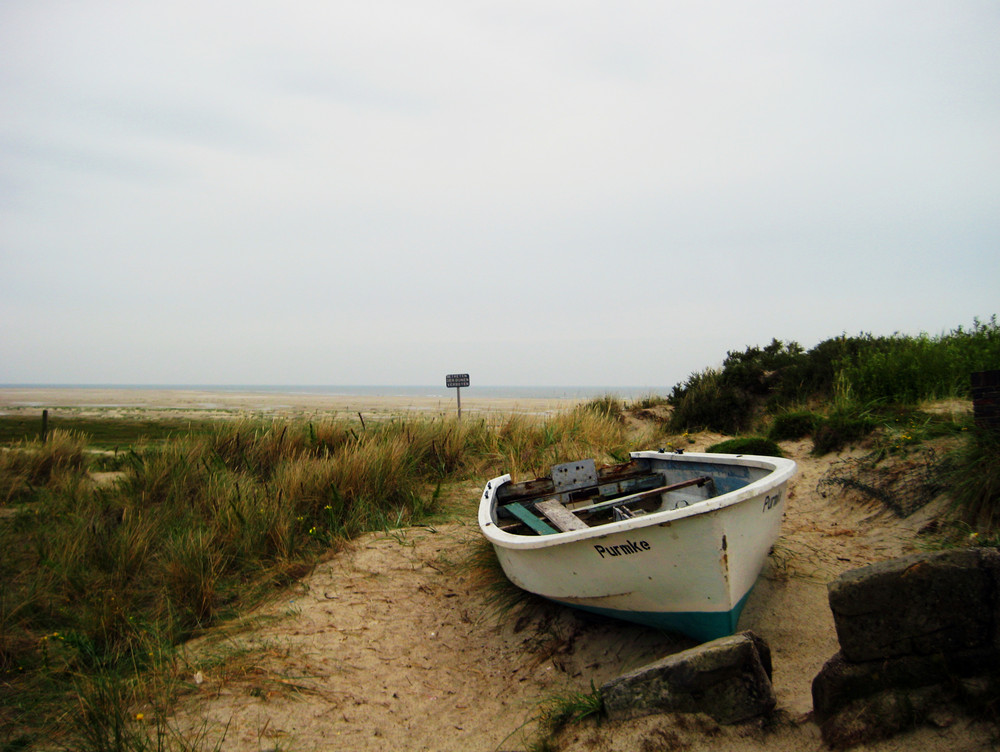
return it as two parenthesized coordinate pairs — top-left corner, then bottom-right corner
(445, 373), (470, 421)
(41, 409), (48, 441)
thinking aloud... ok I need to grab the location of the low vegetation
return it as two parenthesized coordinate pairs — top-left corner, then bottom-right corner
(0, 408), (669, 751)
(944, 427), (1000, 530)
(527, 682), (605, 752)
(705, 437), (783, 457)
(1, 315), (998, 751)
(667, 316), (998, 438)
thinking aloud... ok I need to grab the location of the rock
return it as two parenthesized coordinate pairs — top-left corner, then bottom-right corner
(812, 648), (1000, 719)
(814, 548), (1000, 747)
(818, 685), (942, 749)
(827, 548), (1000, 663)
(601, 631), (775, 725)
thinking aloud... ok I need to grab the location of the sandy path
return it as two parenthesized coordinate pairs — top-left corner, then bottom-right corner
(170, 522), (687, 751)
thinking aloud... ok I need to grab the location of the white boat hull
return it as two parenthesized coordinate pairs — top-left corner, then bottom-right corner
(478, 451), (796, 642)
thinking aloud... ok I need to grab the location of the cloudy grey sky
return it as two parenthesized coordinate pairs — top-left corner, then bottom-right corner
(2, 1), (998, 388)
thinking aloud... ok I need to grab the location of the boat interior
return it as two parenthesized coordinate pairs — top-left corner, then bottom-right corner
(493, 457), (721, 536)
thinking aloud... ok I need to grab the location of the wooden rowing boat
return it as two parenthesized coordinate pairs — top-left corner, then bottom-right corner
(477, 450), (796, 642)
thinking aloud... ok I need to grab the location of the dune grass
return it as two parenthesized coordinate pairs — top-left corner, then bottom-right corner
(0, 406), (667, 751)
(945, 427), (1000, 530)
(0, 415), (218, 448)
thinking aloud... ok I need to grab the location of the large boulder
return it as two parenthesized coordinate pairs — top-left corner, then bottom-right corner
(827, 547), (1000, 663)
(814, 547), (1000, 748)
(812, 648), (1000, 719)
(815, 684), (947, 749)
(601, 630), (775, 725)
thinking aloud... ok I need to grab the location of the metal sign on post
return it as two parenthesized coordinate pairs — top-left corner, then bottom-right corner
(445, 373), (470, 420)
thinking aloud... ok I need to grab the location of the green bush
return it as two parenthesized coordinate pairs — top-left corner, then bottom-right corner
(811, 412), (879, 455)
(665, 317), (999, 435)
(768, 411), (817, 441)
(668, 371), (754, 435)
(834, 317), (1000, 404)
(668, 339), (804, 434)
(705, 437), (784, 457)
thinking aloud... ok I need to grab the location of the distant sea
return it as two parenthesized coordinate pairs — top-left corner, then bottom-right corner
(5, 384), (673, 401)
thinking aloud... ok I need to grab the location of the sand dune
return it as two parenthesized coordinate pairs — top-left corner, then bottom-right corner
(5, 388), (990, 749)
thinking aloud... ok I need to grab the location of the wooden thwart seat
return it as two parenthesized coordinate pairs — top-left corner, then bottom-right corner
(505, 502), (559, 535)
(535, 499), (589, 532)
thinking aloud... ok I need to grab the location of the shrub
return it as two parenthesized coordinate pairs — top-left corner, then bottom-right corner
(668, 339), (810, 433)
(768, 411), (817, 441)
(668, 371), (754, 435)
(811, 412), (879, 455)
(665, 317), (999, 435)
(705, 437), (784, 457)
(833, 317), (1000, 404)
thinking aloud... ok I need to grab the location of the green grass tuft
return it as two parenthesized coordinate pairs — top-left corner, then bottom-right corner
(945, 428), (1000, 529)
(527, 681), (605, 752)
(810, 410), (879, 455)
(705, 437), (784, 457)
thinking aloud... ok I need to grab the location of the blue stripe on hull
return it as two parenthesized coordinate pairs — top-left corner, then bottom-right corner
(555, 589), (755, 643)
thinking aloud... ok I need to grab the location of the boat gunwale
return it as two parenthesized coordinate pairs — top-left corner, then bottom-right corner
(478, 451), (796, 550)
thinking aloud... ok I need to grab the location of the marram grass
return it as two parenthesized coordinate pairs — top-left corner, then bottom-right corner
(1, 408), (660, 751)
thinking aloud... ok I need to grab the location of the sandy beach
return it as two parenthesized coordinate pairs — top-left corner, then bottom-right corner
(3, 388), (992, 750)
(0, 386), (579, 422)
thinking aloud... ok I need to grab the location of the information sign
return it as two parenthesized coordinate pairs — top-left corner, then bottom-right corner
(445, 373), (470, 419)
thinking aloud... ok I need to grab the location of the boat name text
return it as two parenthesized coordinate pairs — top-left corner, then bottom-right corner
(762, 492), (782, 513)
(594, 539), (651, 559)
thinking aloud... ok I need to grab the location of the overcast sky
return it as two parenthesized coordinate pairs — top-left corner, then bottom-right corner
(2, 1), (998, 388)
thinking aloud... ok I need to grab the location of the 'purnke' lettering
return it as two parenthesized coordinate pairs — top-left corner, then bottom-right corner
(594, 539), (651, 559)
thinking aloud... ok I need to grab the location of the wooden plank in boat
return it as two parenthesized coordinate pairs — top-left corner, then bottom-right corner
(535, 499), (589, 532)
(505, 502), (559, 535)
